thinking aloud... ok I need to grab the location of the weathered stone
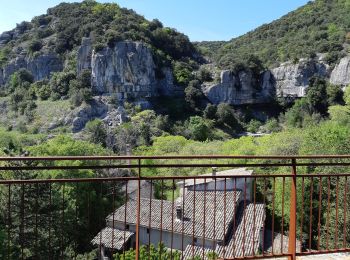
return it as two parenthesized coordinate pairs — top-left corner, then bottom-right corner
(1, 52), (63, 83)
(0, 68), (4, 86)
(221, 70), (233, 84)
(202, 69), (273, 105)
(64, 99), (108, 132)
(261, 70), (276, 98)
(91, 41), (157, 100)
(157, 67), (181, 96)
(271, 59), (329, 97)
(330, 56), (350, 86)
(77, 37), (92, 73)
(0, 31), (12, 44)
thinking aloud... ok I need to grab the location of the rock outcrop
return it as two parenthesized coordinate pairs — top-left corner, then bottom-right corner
(90, 41), (158, 100)
(330, 56), (350, 86)
(64, 98), (108, 132)
(62, 97), (131, 132)
(202, 56), (342, 105)
(0, 52), (63, 84)
(77, 37), (92, 73)
(202, 70), (275, 105)
(271, 58), (330, 97)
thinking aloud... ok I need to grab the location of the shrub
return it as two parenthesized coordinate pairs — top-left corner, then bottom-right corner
(216, 103), (239, 128)
(173, 61), (194, 86)
(203, 104), (217, 120)
(188, 116), (210, 141)
(28, 40), (43, 54)
(246, 119), (262, 133)
(85, 119), (107, 147)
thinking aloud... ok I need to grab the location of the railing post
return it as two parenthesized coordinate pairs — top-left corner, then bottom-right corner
(136, 159), (141, 260)
(288, 158), (297, 260)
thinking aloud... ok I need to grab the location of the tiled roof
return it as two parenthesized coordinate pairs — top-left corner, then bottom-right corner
(107, 190), (242, 241)
(179, 168), (253, 187)
(183, 202), (265, 259)
(91, 227), (134, 250)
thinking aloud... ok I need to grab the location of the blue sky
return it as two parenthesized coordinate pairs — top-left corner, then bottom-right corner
(0, 0), (310, 41)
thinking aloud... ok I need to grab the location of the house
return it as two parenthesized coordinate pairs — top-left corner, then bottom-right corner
(92, 168), (266, 259)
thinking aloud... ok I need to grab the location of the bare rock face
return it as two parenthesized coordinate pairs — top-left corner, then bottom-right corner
(90, 41), (158, 100)
(77, 37), (92, 73)
(202, 70), (275, 105)
(271, 58), (329, 97)
(0, 68), (4, 85)
(0, 52), (63, 84)
(64, 99), (108, 132)
(330, 56), (350, 86)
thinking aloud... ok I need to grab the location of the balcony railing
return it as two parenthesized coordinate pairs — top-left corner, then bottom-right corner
(0, 155), (349, 260)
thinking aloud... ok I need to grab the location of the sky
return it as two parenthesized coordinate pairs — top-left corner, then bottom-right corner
(0, 0), (310, 42)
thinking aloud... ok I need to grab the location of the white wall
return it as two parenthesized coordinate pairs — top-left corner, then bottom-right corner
(184, 177), (253, 201)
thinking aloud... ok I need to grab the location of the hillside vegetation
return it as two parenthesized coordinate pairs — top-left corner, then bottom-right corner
(203, 0), (350, 69)
(0, 1), (196, 67)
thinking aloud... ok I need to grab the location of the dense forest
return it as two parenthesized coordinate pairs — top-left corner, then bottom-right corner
(197, 0), (350, 69)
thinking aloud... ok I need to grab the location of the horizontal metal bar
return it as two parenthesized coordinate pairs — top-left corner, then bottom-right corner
(142, 174), (294, 180)
(0, 154), (350, 161)
(1, 162), (350, 171)
(297, 173), (350, 177)
(0, 174), (295, 184)
(0, 163), (294, 171)
(0, 176), (139, 184)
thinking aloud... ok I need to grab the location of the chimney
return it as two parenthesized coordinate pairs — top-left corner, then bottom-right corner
(212, 167), (217, 176)
(176, 202), (183, 221)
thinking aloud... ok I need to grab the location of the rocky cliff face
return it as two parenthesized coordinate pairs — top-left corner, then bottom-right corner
(271, 58), (330, 97)
(77, 37), (92, 73)
(203, 55), (350, 105)
(330, 56), (350, 86)
(0, 52), (63, 85)
(202, 70), (275, 105)
(77, 39), (179, 100)
(91, 41), (157, 99)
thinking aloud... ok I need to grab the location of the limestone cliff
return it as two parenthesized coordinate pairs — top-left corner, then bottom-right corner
(202, 70), (275, 105)
(202, 54), (350, 105)
(271, 58), (330, 97)
(91, 41), (157, 99)
(330, 56), (350, 86)
(77, 39), (179, 100)
(0, 52), (63, 85)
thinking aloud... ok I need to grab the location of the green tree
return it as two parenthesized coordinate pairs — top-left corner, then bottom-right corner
(114, 243), (181, 260)
(173, 61), (193, 86)
(284, 98), (312, 128)
(306, 77), (328, 115)
(85, 119), (107, 147)
(184, 80), (203, 110)
(326, 84), (344, 105)
(203, 104), (217, 120)
(188, 116), (210, 141)
(216, 103), (239, 129)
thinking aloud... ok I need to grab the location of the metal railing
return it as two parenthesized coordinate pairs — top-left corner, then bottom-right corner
(0, 155), (349, 260)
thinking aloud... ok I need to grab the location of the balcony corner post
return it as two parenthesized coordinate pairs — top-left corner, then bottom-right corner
(136, 158), (141, 260)
(288, 158), (297, 260)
